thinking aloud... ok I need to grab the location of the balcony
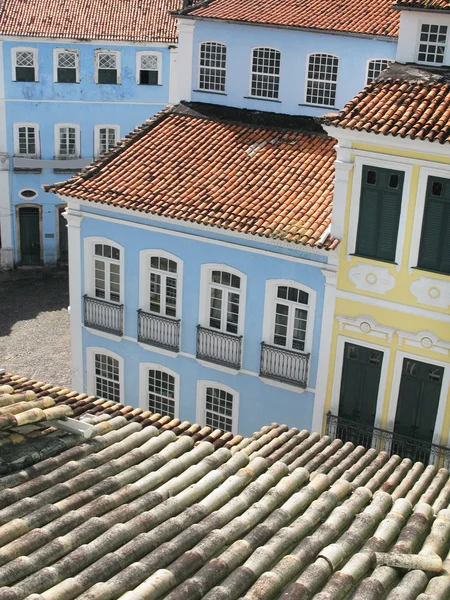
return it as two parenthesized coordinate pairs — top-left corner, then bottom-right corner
(326, 412), (450, 468)
(84, 295), (123, 336)
(13, 155), (93, 171)
(137, 310), (180, 352)
(259, 342), (309, 388)
(196, 325), (242, 369)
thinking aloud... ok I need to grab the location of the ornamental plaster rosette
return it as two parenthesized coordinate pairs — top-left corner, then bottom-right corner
(348, 262), (395, 294)
(410, 276), (450, 310)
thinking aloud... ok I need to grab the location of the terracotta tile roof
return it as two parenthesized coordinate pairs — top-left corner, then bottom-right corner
(180, 0), (399, 38)
(0, 0), (180, 43)
(320, 63), (450, 145)
(394, 0), (450, 9)
(1, 374), (450, 599)
(47, 103), (339, 249)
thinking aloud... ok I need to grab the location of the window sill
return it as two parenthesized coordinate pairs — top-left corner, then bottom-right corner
(138, 83), (163, 87)
(53, 168), (83, 174)
(192, 89), (227, 96)
(54, 81), (80, 85)
(298, 103), (339, 110)
(349, 253), (398, 266)
(412, 265), (450, 277)
(244, 96), (281, 103)
(14, 168), (42, 174)
(96, 82), (121, 86)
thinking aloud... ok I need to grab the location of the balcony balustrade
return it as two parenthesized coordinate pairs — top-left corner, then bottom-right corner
(84, 295), (123, 336)
(326, 412), (450, 468)
(259, 342), (309, 387)
(137, 310), (181, 352)
(196, 325), (242, 369)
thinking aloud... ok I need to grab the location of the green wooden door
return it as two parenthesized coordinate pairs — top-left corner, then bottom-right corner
(394, 358), (443, 445)
(19, 207), (41, 265)
(58, 207), (68, 265)
(337, 343), (383, 445)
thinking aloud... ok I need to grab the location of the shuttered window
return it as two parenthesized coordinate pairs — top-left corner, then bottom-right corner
(355, 165), (404, 262)
(418, 176), (450, 274)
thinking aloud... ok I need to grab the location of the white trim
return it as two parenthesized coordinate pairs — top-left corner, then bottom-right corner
(94, 49), (121, 84)
(11, 46), (38, 82)
(169, 46), (178, 104)
(259, 376), (310, 394)
(84, 325), (123, 342)
(176, 19), (195, 103)
(86, 346), (124, 403)
(346, 154), (413, 270)
(387, 350), (450, 446)
(337, 314), (395, 342)
(408, 164), (450, 273)
(248, 46), (281, 100)
(196, 379), (240, 434)
(330, 335), (391, 430)
(53, 48), (80, 83)
(336, 288), (450, 323)
(198, 263), (247, 337)
(83, 236), (125, 304)
(198, 40), (227, 92)
(13, 122), (40, 157)
(139, 362), (180, 418)
(396, 330), (450, 357)
(139, 249), (184, 319)
(304, 52), (339, 108)
(16, 203), (44, 264)
(94, 124), (120, 159)
(54, 123), (81, 159)
(136, 50), (162, 85)
(61, 195), (334, 262)
(18, 188), (38, 200)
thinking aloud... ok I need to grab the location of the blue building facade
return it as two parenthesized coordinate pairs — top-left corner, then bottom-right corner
(0, 39), (176, 268)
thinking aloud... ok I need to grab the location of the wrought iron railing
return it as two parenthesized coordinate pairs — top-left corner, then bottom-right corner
(84, 295), (123, 336)
(137, 310), (180, 352)
(259, 342), (309, 388)
(196, 325), (242, 369)
(326, 412), (450, 468)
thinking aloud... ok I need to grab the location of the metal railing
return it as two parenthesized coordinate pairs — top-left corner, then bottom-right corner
(137, 310), (181, 352)
(196, 325), (242, 369)
(259, 342), (310, 388)
(326, 412), (450, 468)
(84, 295), (123, 336)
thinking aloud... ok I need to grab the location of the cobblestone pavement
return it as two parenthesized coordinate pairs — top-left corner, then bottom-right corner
(0, 274), (71, 387)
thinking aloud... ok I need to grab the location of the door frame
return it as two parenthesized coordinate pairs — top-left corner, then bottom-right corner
(387, 351), (450, 446)
(330, 335), (391, 430)
(16, 203), (43, 265)
(56, 203), (67, 263)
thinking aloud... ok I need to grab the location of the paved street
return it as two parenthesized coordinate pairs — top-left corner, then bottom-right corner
(0, 274), (71, 387)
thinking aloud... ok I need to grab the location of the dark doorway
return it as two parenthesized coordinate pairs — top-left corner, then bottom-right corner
(19, 206), (41, 265)
(58, 207), (68, 265)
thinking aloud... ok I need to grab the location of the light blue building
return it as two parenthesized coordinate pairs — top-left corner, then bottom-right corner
(0, 0), (179, 268)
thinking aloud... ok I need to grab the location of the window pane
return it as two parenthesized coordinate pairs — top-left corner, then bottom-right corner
(16, 51), (35, 82)
(417, 24), (447, 63)
(251, 47), (281, 99)
(226, 291), (239, 334)
(95, 259), (105, 298)
(306, 54), (338, 106)
(95, 353), (120, 402)
(292, 307), (307, 351)
(165, 276), (177, 317)
(209, 287), (222, 329)
(148, 370), (175, 418)
(274, 303), (288, 346)
(17, 126), (36, 155)
(205, 387), (233, 431)
(366, 59), (393, 85)
(199, 42), (227, 92)
(150, 272), (161, 313)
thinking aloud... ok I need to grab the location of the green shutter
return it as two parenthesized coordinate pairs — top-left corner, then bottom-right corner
(355, 166), (403, 262)
(418, 176), (450, 275)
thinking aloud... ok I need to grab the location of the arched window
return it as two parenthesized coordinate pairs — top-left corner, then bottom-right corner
(197, 381), (239, 433)
(250, 47), (281, 99)
(87, 348), (123, 403)
(206, 268), (242, 335)
(366, 59), (393, 85)
(93, 242), (121, 303)
(199, 42), (227, 92)
(140, 364), (179, 418)
(305, 53), (339, 107)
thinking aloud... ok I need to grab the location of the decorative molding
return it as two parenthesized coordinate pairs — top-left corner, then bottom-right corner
(410, 276), (450, 310)
(337, 314), (395, 343)
(397, 330), (450, 357)
(348, 262), (396, 294)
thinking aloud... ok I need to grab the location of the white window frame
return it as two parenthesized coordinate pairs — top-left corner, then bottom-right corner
(84, 237), (124, 305)
(408, 164), (450, 273)
(346, 153), (413, 270)
(136, 51), (162, 85)
(54, 123), (80, 159)
(249, 46), (281, 100)
(94, 124), (120, 158)
(304, 52), (339, 108)
(365, 58), (393, 85)
(139, 363), (179, 418)
(12, 47), (38, 82)
(198, 41), (227, 93)
(18, 188), (38, 201)
(53, 48), (80, 83)
(198, 263), (247, 336)
(262, 279), (316, 356)
(139, 249), (183, 319)
(94, 49), (121, 84)
(13, 122), (40, 157)
(86, 347), (124, 404)
(196, 380), (239, 434)
(416, 22), (448, 65)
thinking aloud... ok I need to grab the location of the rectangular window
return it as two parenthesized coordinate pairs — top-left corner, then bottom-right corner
(366, 59), (393, 85)
(417, 176), (450, 274)
(14, 50), (36, 82)
(96, 126), (118, 157)
(205, 386), (233, 431)
(97, 51), (119, 84)
(149, 256), (178, 317)
(418, 24), (447, 64)
(209, 270), (240, 334)
(147, 370), (175, 418)
(56, 50), (78, 83)
(355, 165), (404, 262)
(250, 47), (281, 99)
(199, 42), (226, 92)
(138, 53), (159, 85)
(94, 243), (121, 302)
(57, 125), (79, 158)
(16, 125), (37, 156)
(273, 285), (309, 352)
(94, 353), (120, 402)
(306, 53), (339, 107)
